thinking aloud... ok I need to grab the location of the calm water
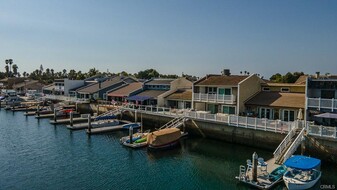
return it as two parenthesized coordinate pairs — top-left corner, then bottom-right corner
(0, 110), (336, 190)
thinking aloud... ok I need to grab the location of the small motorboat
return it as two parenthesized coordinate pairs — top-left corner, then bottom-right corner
(147, 128), (186, 150)
(283, 155), (321, 190)
(120, 129), (149, 149)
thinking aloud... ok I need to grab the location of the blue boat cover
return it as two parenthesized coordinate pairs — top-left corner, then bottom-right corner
(95, 115), (116, 121)
(122, 123), (141, 129)
(284, 155), (321, 170)
(127, 95), (153, 102)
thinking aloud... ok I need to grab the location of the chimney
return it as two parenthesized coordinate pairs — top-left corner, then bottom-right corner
(315, 72), (320, 79)
(222, 69), (230, 76)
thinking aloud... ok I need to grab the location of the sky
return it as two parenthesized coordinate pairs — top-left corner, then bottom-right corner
(1, 0), (337, 79)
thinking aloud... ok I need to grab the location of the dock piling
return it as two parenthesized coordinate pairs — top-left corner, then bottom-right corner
(70, 111), (73, 126)
(88, 115), (92, 134)
(129, 126), (133, 144)
(54, 108), (57, 122)
(252, 152), (258, 182)
(37, 105), (40, 117)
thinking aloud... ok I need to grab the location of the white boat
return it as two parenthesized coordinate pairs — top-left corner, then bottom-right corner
(283, 155), (321, 190)
(120, 130), (149, 148)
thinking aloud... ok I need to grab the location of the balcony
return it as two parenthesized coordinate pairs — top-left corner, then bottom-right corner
(193, 93), (236, 104)
(307, 98), (337, 111)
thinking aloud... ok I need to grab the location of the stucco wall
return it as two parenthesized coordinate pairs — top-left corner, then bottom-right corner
(238, 75), (263, 114)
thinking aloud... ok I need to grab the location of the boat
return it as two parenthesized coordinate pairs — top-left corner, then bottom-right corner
(235, 152), (286, 189)
(147, 128), (186, 150)
(283, 155), (321, 190)
(120, 129), (150, 148)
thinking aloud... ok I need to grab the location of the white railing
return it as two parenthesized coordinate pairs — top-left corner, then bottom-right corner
(307, 98), (337, 111)
(44, 95), (90, 103)
(283, 127), (306, 162)
(273, 124), (298, 162)
(193, 93), (236, 104)
(307, 124), (337, 139)
(122, 104), (294, 134)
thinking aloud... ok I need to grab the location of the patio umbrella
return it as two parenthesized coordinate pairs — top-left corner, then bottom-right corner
(297, 108), (303, 120)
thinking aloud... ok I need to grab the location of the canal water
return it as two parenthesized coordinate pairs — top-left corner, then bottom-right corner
(0, 110), (336, 190)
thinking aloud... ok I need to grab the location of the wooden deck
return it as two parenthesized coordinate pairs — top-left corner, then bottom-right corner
(49, 116), (96, 125)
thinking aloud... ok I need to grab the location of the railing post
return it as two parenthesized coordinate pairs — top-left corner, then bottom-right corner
(318, 97), (321, 111)
(215, 114), (217, 121)
(237, 116), (239, 127)
(320, 125), (322, 137)
(332, 98), (334, 112)
(151, 105), (153, 112)
(245, 117), (248, 128)
(199, 93), (201, 100)
(206, 93), (209, 102)
(255, 118), (257, 130)
(334, 127), (337, 139)
(228, 115), (231, 125)
(264, 118), (267, 131)
(275, 120), (277, 133)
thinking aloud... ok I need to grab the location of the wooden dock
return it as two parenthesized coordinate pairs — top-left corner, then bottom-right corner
(49, 116), (96, 125)
(67, 120), (131, 130)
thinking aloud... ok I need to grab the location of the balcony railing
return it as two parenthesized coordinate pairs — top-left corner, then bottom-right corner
(193, 93), (236, 104)
(307, 98), (337, 111)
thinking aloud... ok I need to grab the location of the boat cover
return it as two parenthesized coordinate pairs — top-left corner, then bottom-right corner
(95, 115), (117, 121)
(122, 123), (141, 129)
(147, 128), (181, 146)
(284, 155), (321, 170)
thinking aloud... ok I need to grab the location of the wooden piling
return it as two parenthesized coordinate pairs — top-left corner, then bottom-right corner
(37, 105), (40, 117)
(54, 108), (57, 122)
(88, 115), (92, 134)
(252, 152), (258, 182)
(70, 111), (73, 126)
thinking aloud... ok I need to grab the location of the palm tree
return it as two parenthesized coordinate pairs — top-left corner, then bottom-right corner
(62, 69), (67, 78)
(5, 65), (9, 77)
(23, 71), (27, 78)
(12, 64), (18, 77)
(9, 59), (13, 77)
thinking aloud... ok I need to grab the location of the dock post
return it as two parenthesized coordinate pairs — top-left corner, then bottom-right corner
(37, 104), (40, 117)
(88, 115), (92, 134)
(252, 152), (258, 182)
(54, 108), (57, 122)
(25, 105), (28, 115)
(129, 126), (133, 144)
(70, 111), (73, 126)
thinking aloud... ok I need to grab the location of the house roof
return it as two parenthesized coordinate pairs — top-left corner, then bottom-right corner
(76, 76), (127, 94)
(262, 82), (305, 87)
(135, 90), (167, 98)
(107, 82), (143, 97)
(245, 92), (305, 109)
(145, 79), (174, 85)
(194, 75), (248, 86)
(165, 89), (192, 101)
(12, 80), (41, 88)
(295, 75), (307, 84)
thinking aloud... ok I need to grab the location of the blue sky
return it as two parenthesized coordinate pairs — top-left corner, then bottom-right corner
(1, 0), (336, 78)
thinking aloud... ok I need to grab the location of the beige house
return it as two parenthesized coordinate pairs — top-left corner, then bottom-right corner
(192, 70), (263, 114)
(245, 82), (306, 121)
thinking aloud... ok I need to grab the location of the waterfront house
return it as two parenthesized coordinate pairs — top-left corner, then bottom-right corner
(306, 73), (337, 127)
(43, 78), (85, 96)
(76, 76), (137, 101)
(106, 82), (143, 103)
(12, 80), (44, 94)
(245, 82), (305, 121)
(127, 78), (173, 105)
(0, 77), (27, 89)
(192, 69), (263, 114)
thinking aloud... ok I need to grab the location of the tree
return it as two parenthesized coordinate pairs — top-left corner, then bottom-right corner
(62, 69), (67, 78)
(5, 65), (9, 77)
(270, 73), (283, 83)
(68, 69), (77, 80)
(136, 69), (159, 79)
(12, 64), (18, 77)
(23, 71), (27, 78)
(88, 68), (99, 77)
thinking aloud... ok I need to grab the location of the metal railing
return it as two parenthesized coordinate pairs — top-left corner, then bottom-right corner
(160, 117), (186, 129)
(193, 93), (236, 104)
(44, 95), (90, 103)
(307, 98), (337, 111)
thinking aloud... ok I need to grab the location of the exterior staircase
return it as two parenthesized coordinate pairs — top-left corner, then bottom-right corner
(273, 123), (306, 165)
(159, 116), (187, 129)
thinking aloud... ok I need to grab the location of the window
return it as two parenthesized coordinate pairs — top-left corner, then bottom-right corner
(262, 87), (270, 91)
(223, 106), (236, 114)
(259, 107), (274, 119)
(207, 87), (217, 94)
(283, 110), (295, 121)
(281, 88), (290, 92)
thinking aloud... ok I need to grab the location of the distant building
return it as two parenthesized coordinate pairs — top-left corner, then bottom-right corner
(12, 80), (44, 94)
(305, 73), (337, 127)
(43, 79), (85, 96)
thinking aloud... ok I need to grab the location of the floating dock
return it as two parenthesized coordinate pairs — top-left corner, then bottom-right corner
(49, 116), (96, 125)
(67, 120), (130, 130)
(86, 123), (140, 134)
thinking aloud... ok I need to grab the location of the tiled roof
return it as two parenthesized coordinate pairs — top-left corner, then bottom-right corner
(145, 79), (174, 85)
(263, 83), (305, 87)
(245, 92), (305, 109)
(165, 89), (192, 101)
(195, 75), (248, 86)
(134, 90), (167, 98)
(107, 82), (143, 97)
(77, 76), (125, 94)
(294, 75), (307, 84)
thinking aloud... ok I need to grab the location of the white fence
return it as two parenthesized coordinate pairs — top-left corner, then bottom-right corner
(307, 124), (337, 138)
(193, 93), (236, 104)
(44, 95), (90, 103)
(307, 98), (337, 111)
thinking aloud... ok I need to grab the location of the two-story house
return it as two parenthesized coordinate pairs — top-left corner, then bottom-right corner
(306, 73), (337, 127)
(192, 69), (263, 114)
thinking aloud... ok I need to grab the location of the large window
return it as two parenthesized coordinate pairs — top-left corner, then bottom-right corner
(223, 106), (235, 114)
(219, 88), (231, 95)
(207, 87), (217, 94)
